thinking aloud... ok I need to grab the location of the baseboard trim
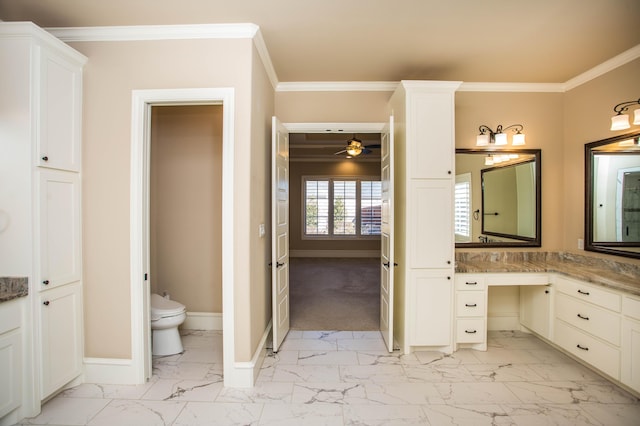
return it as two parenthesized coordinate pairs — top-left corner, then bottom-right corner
(83, 357), (140, 385)
(226, 320), (272, 388)
(290, 250), (380, 258)
(182, 312), (222, 331)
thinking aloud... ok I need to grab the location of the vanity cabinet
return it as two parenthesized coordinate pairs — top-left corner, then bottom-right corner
(553, 276), (622, 380)
(454, 274), (487, 350)
(520, 285), (552, 339)
(389, 81), (461, 353)
(0, 22), (86, 412)
(0, 299), (22, 420)
(621, 296), (640, 392)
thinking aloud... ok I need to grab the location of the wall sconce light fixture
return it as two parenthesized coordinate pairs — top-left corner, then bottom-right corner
(610, 98), (640, 131)
(476, 124), (525, 146)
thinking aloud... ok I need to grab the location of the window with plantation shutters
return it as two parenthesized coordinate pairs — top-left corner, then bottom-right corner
(303, 177), (381, 238)
(454, 173), (472, 242)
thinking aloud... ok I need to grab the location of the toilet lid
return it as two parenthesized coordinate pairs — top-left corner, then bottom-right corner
(150, 293), (186, 320)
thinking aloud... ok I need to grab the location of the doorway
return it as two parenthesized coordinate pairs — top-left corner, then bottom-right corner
(285, 125), (386, 332)
(130, 88), (239, 386)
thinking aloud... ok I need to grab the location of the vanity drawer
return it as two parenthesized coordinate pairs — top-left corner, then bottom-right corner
(456, 318), (485, 343)
(623, 296), (640, 321)
(456, 291), (486, 317)
(455, 275), (486, 290)
(555, 276), (621, 312)
(554, 319), (620, 380)
(556, 293), (621, 346)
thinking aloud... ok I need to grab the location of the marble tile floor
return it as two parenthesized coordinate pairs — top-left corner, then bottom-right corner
(15, 329), (640, 425)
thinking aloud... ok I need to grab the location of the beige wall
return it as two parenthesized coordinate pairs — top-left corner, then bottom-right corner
(72, 38), (258, 359)
(563, 58), (640, 264)
(289, 161), (381, 252)
(455, 91), (565, 251)
(150, 105), (223, 313)
(275, 91), (392, 123)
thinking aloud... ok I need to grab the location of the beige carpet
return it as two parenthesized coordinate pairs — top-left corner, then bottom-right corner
(289, 257), (380, 330)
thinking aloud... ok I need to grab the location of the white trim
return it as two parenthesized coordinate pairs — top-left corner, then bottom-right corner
(46, 24), (259, 42)
(227, 320), (272, 388)
(277, 81), (398, 92)
(130, 88), (237, 386)
(283, 122), (386, 133)
(83, 358), (139, 385)
(252, 29), (279, 90)
(458, 82), (565, 93)
(182, 312), (223, 331)
(564, 44), (640, 91)
(290, 250), (380, 258)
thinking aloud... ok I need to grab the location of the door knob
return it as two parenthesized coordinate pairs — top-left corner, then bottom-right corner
(276, 262), (284, 268)
(43, 301), (50, 306)
(41, 156), (49, 161)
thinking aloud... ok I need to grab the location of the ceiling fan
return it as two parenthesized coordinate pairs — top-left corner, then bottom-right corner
(333, 135), (381, 157)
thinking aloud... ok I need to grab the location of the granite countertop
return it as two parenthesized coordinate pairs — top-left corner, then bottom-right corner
(0, 277), (29, 303)
(455, 251), (640, 296)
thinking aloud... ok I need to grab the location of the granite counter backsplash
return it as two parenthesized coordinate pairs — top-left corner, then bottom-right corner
(455, 251), (640, 296)
(0, 277), (28, 302)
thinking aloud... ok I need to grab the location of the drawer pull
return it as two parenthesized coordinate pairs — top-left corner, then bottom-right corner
(577, 313), (589, 320)
(43, 301), (50, 306)
(577, 289), (590, 296)
(465, 329), (477, 334)
(465, 281), (478, 286)
(465, 303), (477, 307)
(576, 344), (589, 351)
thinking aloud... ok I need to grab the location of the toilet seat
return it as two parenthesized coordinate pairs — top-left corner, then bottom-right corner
(150, 293), (186, 320)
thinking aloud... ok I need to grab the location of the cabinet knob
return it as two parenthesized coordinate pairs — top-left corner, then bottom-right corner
(41, 156), (49, 161)
(43, 300), (50, 306)
(447, 170), (452, 175)
(42, 280), (49, 285)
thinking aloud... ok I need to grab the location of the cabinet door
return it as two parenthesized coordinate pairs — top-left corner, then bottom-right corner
(37, 47), (82, 171)
(38, 170), (81, 290)
(40, 283), (82, 399)
(410, 270), (452, 346)
(520, 285), (551, 339)
(409, 180), (453, 269)
(622, 318), (640, 392)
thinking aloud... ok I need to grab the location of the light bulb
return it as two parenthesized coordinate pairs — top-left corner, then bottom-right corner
(611, 114), (630, 131)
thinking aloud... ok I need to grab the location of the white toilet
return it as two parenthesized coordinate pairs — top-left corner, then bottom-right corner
(150, 293), (187, 356)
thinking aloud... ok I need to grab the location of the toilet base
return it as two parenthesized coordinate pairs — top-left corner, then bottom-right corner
(152, 327), (184, 356)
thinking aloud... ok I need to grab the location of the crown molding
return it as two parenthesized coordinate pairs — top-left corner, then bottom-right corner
(563, 44), (640, 91)
(251, 28), (278, 90)
(45, 23), (259, 42)
(458, 82), (565, 93)
(276, 81), (398, 92)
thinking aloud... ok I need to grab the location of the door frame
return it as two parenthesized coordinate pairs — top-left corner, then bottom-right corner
(130, 88), (236, 384)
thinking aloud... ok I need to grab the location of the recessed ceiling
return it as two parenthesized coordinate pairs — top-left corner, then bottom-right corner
(290, 133), (381, 162)
(1, 0), (639, 83)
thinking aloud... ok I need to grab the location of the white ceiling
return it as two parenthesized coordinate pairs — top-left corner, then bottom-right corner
(1, 0), (639, 84)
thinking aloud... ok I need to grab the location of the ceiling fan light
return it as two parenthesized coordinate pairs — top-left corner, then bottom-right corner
(476, 134), (490, 146)
(611, 113), (630, 131)
(346, 146), (362, 156)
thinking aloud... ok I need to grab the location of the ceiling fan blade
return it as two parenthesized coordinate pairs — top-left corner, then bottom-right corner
(364, 144), (381, 149)
(361, 148), (372, 155)
(334, 149), (347, 155)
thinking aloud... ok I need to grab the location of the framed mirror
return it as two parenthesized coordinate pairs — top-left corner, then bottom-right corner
(585, 131), (640, 259)
(455, 149), (541, 248)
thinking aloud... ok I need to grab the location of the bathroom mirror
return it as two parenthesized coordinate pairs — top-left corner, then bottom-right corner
(455, 149), (541, 248)
(585, 131), (640, 259)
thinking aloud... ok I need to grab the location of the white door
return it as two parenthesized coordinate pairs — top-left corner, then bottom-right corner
(380, 116), (395, 352)
(272, 117), (290, 352)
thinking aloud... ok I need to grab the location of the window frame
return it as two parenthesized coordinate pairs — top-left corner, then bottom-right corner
(302, 176), (382, 240)
(454, 172), (472, 242)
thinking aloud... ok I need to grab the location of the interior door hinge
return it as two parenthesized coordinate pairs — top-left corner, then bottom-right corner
(144, 273), (148, 281)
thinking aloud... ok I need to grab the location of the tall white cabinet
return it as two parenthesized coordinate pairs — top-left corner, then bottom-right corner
(389, 81), (461, 353)
(0, 22), (86, 419)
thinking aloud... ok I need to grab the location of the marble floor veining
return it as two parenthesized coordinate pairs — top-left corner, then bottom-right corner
(15, 329), (640, 425)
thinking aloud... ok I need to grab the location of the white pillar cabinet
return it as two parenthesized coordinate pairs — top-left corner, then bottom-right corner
(0, 22), (86, 418)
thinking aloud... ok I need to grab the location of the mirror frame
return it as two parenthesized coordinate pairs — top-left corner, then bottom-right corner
(584, 130), (640, 259)
(455, 148), (542, 248)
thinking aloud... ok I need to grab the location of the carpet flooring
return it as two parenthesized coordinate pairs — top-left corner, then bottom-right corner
(289, 257), (380, 331)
